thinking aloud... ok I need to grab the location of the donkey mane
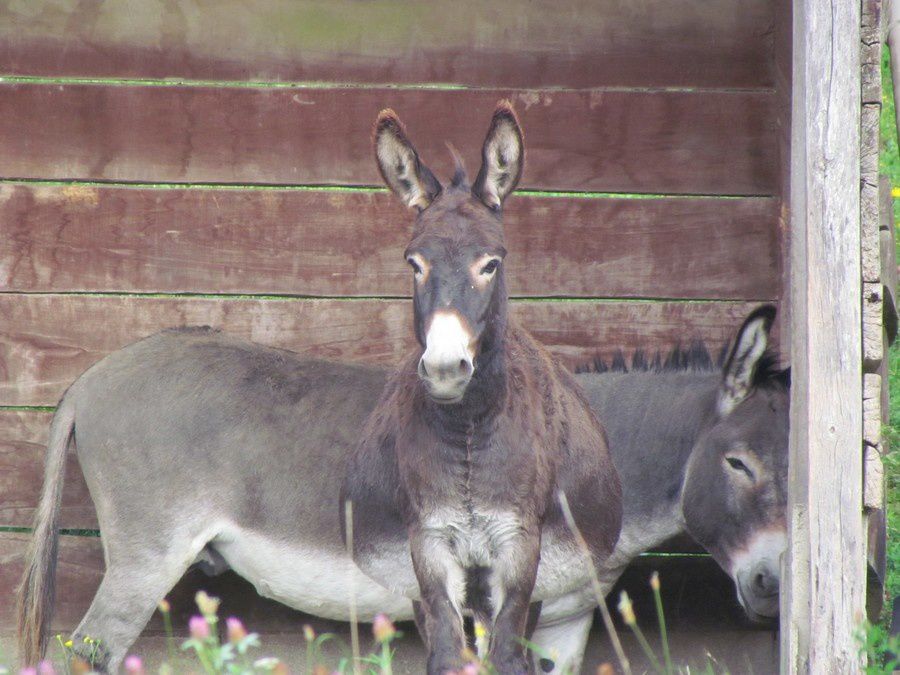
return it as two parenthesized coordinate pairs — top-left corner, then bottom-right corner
(575, 340), (790, 390)
(446, 143), (469, 189)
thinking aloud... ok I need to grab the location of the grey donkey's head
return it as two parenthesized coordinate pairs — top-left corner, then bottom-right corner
(680, 305), (789, 622)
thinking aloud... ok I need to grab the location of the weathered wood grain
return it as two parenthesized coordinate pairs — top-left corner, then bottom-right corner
(783, 0), (865, 670)
(861, 0), (882, 289)
(0, 533), (317, 635)
(861, 104), (882, 284)
(0, 85), (778, 196)
(0, 533), (103, 633)
(0, 0), (775, 89)
(0, 295), (769, 408)
(863, 373), (882, 455)
(0, 532), (764, 636)
(863, 281), (885, 372)
(774, 0), (794, 353)
(0, 183), (781, 300)
(862, 0), (883, 106)
(0, 410), (95, 529)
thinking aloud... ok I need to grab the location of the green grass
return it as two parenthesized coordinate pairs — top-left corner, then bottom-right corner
(880, 44), (900, 615)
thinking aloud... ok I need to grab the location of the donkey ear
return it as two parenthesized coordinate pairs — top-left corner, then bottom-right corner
(718, 305), (777, 416)
(472, 100), (524, 210)
(373, 109), (442, 211)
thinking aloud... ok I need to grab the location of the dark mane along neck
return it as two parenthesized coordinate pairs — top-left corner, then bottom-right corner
(575, 339), (790, 390)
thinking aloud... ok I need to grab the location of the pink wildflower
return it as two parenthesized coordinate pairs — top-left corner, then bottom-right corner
(226, 617), (248, 643)
(189, 615), (210, 640)
(123, 656), (144, 674)
(372, 613), (396, 643)
(37, 662), (55, 675)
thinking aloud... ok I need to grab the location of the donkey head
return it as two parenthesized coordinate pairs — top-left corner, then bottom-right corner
(374, 102), (524, 404)
(680, 305), (790, 621)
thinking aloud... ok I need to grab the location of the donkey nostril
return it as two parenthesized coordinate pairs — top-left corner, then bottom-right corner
(458, 359), (471, 376)
(418, 359), (429, 379)
(753, 569), (778, 596)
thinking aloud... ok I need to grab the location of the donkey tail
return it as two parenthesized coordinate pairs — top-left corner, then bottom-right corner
(17, 394), (76, 667)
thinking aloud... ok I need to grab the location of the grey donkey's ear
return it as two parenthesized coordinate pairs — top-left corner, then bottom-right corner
(472, 100), (524, 211)
(373, 109), (442, 211)
(718, 305), (777, 416)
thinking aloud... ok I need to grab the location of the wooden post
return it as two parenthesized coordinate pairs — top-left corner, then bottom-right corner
(782, 0), (865, 672)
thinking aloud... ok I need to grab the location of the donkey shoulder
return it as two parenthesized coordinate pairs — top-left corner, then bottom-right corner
(341, 359), (418, 597)
(509, 325), (623, 561)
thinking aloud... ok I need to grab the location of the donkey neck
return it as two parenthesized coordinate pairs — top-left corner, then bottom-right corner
(422, 334), (508, 437)
(577, 369), (720, 557)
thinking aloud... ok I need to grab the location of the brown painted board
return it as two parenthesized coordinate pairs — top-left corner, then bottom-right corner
(0, 412), (735, 543)
(0, 410), (96, 530)
(0, 533), (103, 634)
(0, 295), (772, 408)
(0, 183), (781, 300)
(0, 532), (753, 637)
(0, 85), (778, 196)
(0, 531), (336, 636)
(0, 0), (776, 90)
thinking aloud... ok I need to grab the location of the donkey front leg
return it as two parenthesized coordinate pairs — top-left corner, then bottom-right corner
(486, 530), (541, 675)
(410, 530), (468, 674)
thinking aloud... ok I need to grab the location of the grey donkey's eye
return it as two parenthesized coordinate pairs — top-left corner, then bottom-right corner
(407, 258), (423, 275)
(725, 456), (755, 480)
(481, 259), (500, 275)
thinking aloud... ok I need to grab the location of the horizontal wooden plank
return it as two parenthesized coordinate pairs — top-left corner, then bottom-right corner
(0, 533), (318, 635)
(0, 533), (103, 633)
(0, 184), (781, 300)
(0, 85), (778, 196)
(0, 0), (775, 89)
(0, 418), (731, 540)
(0, 410), (95, 529)
(0, 533), (756, 636)
(0, 295), (767, 407)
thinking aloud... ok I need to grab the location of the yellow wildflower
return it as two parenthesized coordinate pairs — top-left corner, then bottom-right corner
(617, 590), (636, 626)
(195, 590), (220, 618)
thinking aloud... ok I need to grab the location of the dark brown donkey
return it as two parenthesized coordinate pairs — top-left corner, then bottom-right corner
(341, 103), (622, 674)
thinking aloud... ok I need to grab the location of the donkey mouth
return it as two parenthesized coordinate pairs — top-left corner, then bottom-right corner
(736, 582), (780, 624)
(428, 392), (465, 405)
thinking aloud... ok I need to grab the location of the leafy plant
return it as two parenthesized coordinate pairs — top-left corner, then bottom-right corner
(858, 621), (900, 674)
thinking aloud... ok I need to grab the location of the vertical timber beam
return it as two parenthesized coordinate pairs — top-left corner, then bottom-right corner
(783, 0), (865, 672)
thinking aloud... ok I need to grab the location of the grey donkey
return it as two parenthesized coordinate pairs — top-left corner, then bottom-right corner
(18, 306), (787, 673)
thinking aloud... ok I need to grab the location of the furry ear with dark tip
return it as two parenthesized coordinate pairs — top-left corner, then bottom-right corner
(472, 100), (524, 211)
(373, 109), (442, 211)
(718, 304), (778, 416)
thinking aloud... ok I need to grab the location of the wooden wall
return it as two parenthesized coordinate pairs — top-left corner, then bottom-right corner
(0, 0), (784, 641)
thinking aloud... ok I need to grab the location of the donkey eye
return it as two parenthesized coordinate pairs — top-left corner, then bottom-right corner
(480, 259), (500, 276)
(407, 258), (423, 275)
(725, 456), (754, 480)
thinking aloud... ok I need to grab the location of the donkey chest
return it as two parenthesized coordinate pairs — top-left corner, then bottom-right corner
(421, 505), (524, 568)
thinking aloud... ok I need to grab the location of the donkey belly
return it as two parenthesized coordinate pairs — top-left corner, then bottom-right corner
(213, 525), (413, 622)
(532, 530), (593, 603)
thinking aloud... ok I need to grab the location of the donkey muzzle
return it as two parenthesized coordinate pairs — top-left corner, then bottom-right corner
(419, 311), (476, 404)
